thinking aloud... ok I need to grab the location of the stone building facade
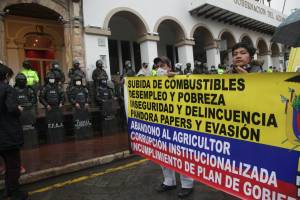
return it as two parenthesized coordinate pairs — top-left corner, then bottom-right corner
(0, 0), (85, 82)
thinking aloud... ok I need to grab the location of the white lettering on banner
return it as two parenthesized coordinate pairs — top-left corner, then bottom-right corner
(197, 166), (222, 185)
(131, 142), (153, 157)
(233, 0), (283, 22)
(172, 131), (231, 155)
(195, 154), (277, 187)
(131, 132), (167, 151)
(130, 121), (161, 137)
(243, 182), (297, 200)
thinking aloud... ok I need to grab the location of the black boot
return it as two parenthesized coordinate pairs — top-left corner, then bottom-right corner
(10, 190), (28, 200)
(178, 188), (193, 198)
(155, 183), (176, 193)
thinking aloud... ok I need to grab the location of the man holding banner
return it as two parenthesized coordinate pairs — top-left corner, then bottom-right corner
(155, 56), (194, 198)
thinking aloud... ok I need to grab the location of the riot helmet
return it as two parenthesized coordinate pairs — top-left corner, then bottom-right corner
(73, 59), (80, 69)
(125, 60), (132, 68)
(186, 63), (191, 69)
(51, 61), (60, 70)
(99, 78), (107, 87)
(46, 72), (56, 85)
(23, 60), (32, 69)
(15, 73), (27, 88)
(142, 62), (148, 69)
(96, 59), (104, 69)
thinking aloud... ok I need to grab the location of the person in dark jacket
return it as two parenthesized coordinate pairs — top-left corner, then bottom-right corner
(49, 61), (65, 85)
(0, 64), (28, 200)
(226, 42), (262, 74)
(184, 63), (192, 75)
(68, 60), (85, 86)
(39, 72), (65, 110)
(92, 59), (108, 87)
(15, 73), (37, 108)
(67, 75), (89, 110)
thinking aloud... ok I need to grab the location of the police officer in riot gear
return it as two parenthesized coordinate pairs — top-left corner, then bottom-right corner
(15, 73), (38, 150)
(39, 72), (65, 110)
(184, 63), (193, 75)
(68, 60), (85, 86)
(96, 78), (113, 103)
(193, 60), (202, 74)
(95, 78), (116, 118)
(14, 73), (37, 108)
(49, 61), (65, 85)
(124, 60), (135, 77)
(67, 75), (89, 110)
(92, 59), (108, 87)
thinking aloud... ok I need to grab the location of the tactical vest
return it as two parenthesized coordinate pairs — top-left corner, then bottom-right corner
(45, 87), (60, 106)
(16, 88), (32, 107)
(98, 87), (112, 101)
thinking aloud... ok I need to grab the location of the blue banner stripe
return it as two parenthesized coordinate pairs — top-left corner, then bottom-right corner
(128, 118), (299, 183)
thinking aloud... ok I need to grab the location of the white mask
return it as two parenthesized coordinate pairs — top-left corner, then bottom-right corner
(49, 79), (55, 83)
(75, 80), (82, 86)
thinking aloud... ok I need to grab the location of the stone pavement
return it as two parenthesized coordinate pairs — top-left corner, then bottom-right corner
(25, 157), (239, 200)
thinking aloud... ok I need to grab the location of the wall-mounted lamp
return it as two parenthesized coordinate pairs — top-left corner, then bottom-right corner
(0, 9), (10, 17)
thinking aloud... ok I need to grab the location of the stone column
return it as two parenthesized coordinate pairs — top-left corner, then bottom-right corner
(263, 51), (272, 70)
(130, 41), (136, 71)
(0, 15), (6, 62)
(176, 40), (195, 69)
(205, 41), (221, 69)
(70, 0), (85, 71)
(64, 23), (73, 70)
(138, 35), (159, 68)
(117, 40), (123, 74)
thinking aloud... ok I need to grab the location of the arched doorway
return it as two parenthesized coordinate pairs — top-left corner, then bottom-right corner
(219, 31), (236, 65)
(24, 33), (56, 84)
(241, 35), (254, 47)
(257, 38), (269, 70)
(155, 17), (186, 68)
(3, 3), (65, 81)
(271, 43), (281, 71)
(107, 10), (148, 75)
(192, 26), (217, 68)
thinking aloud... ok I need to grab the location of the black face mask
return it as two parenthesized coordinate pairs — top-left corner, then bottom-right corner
(74, 64), (80, 69)
(16, 79), (26, 88)
(100, 80), (107, 87)
(23, 63), (32, 69)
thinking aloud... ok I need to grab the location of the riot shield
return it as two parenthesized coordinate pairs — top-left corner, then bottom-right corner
(46, 107), (65, 144)
(20, 107), (38, 148)
(73, 108), (93, 139)
(102, 99), (119, 120)
(100, 99), (120, 135)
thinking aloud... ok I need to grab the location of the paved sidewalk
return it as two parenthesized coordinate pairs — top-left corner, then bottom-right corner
(25, 157), (238, 200)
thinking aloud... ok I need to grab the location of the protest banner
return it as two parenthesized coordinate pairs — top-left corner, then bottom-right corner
(125, 73), (300, 200)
